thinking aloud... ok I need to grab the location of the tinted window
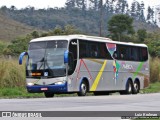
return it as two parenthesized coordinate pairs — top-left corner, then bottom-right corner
(47, 40), (67, 48)
(116, 45), (130, 60)
(116, 44), (148, 62)
(79, 40), (88, 58)
(69, 39), (78, 60)
(69, 39), (78, 75)
(79, 40), (112, 59)
(140, 47), (148, 61)
(88, 41), (100, 58)
(29, 42), (46, 50)
(99, 43), (112, 59)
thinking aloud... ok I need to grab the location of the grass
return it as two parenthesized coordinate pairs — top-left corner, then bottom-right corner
(0, 58), (26, 88)
(140, 82), (160, 94)
(0, 87), (44, 98)
(150, 57), (160, 83)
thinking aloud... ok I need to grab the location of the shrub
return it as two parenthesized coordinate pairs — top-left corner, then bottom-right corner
(150, 57), (160, 83)
(0, 59), (25, 88)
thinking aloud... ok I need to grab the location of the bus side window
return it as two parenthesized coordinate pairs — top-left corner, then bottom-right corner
(130, 47), (136, 61)
(117, 45), (132, 61)
(88, 41), (100, 58)
(113, 51), (118, 59)
(117, 45), (126, 60)
(141, 47), (148, 61)
(90, 44), (98, 57)
(79, 40), (87, 58)
(100, 43), (112, 59)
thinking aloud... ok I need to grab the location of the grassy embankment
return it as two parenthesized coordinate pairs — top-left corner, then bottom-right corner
(140, 57), (160, 93)
(0, 58), (160, 98)
(0, 58), (43, 98)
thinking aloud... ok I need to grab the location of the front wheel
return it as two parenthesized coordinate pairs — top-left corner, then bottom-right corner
(77, 81), (88, 96)
(44, 92), (54, 98)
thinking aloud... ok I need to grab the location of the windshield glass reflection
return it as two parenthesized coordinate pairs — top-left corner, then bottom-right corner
(26, 40), (68, 78)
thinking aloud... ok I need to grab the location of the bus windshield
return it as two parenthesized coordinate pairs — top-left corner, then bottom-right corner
(26, 40), (68, 78)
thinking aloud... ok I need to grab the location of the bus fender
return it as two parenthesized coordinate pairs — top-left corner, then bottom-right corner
(78, 77), (89, 92)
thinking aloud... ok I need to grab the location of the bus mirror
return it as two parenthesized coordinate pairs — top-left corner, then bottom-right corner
(19, 52), (28, 65)
(64, 50), (69, 63)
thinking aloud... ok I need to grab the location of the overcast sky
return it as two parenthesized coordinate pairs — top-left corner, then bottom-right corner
(0, 0), (159, 9)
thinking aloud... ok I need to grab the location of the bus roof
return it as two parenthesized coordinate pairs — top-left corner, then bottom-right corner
(30, 34), (147, 47)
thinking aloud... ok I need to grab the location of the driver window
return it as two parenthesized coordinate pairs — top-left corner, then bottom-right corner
(68, 39), (78, 75)
(69, 39), (77, 60)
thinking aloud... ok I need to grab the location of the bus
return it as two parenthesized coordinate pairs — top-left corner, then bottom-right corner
(19, 35), (149, 97)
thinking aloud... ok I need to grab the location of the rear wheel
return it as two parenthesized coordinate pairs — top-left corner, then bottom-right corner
(77, 81), (88, 96)
(132, 81), (140, 94)
(120, 80), (133, 95)
(127, 80), (133, 94)
(44, 92), (54, 98)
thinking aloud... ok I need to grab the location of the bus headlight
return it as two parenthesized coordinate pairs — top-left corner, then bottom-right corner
(54, 81), (65, 85)
(27, 82), (34, 86)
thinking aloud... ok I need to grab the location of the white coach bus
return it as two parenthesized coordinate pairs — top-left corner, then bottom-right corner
(19, 35), (149, 97)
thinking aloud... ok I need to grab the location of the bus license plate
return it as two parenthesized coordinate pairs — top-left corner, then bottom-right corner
(41, 88), (48, 91)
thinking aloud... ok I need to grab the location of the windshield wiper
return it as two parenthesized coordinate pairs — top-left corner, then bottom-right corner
(38, 57), (44, 70)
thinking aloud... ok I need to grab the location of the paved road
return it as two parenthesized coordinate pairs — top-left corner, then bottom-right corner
(0, 93), (160, 120)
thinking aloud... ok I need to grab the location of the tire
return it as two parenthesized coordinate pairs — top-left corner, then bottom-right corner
(77, 81), (88, 96)
(44, 92), (54, 98)
(126, 80), (133, 94)
(120, 80), (133, 95)
(132, 81), (140, 94)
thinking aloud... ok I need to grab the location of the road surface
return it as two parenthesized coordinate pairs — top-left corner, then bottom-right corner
(0, 93), (160, 120)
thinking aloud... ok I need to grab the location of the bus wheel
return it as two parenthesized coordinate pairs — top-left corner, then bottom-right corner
(120, 80), (133, 95)
(125, 80), (133, 94)
(132, 81), (140, 94)
(77, 81), (88, 96)
(44, 92), (54, 98)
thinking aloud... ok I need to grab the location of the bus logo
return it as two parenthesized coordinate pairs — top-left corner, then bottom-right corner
(122, 64), (133, 70)
(44, 72), (48, 77)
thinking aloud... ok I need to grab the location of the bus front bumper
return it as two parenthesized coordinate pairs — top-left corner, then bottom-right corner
(26, 83), (67, 93)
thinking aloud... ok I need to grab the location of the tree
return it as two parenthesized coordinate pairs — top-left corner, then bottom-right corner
(6, 37), (31, 56)
(64, 24), (80, 35)
(89, 0), (100, 11)
(115, 0), (128, 14)
(108, 14), (135, 41)
(147, 6), (155, 24)
(76, 0), (87, 11)
(155, 5), (160, 24)
(130, 1), (136, 18)
(31, 31), (39, 38)
(0, 6), (8, 13)
(65, 0), (76, 9)
(42, 25), (80, 36)
(139, 1), (145, 22)
(137, 29), (147, 42)
(10, 6), (17, 11)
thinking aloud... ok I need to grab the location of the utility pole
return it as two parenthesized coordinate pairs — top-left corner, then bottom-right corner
(99, 0), (103, 37)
